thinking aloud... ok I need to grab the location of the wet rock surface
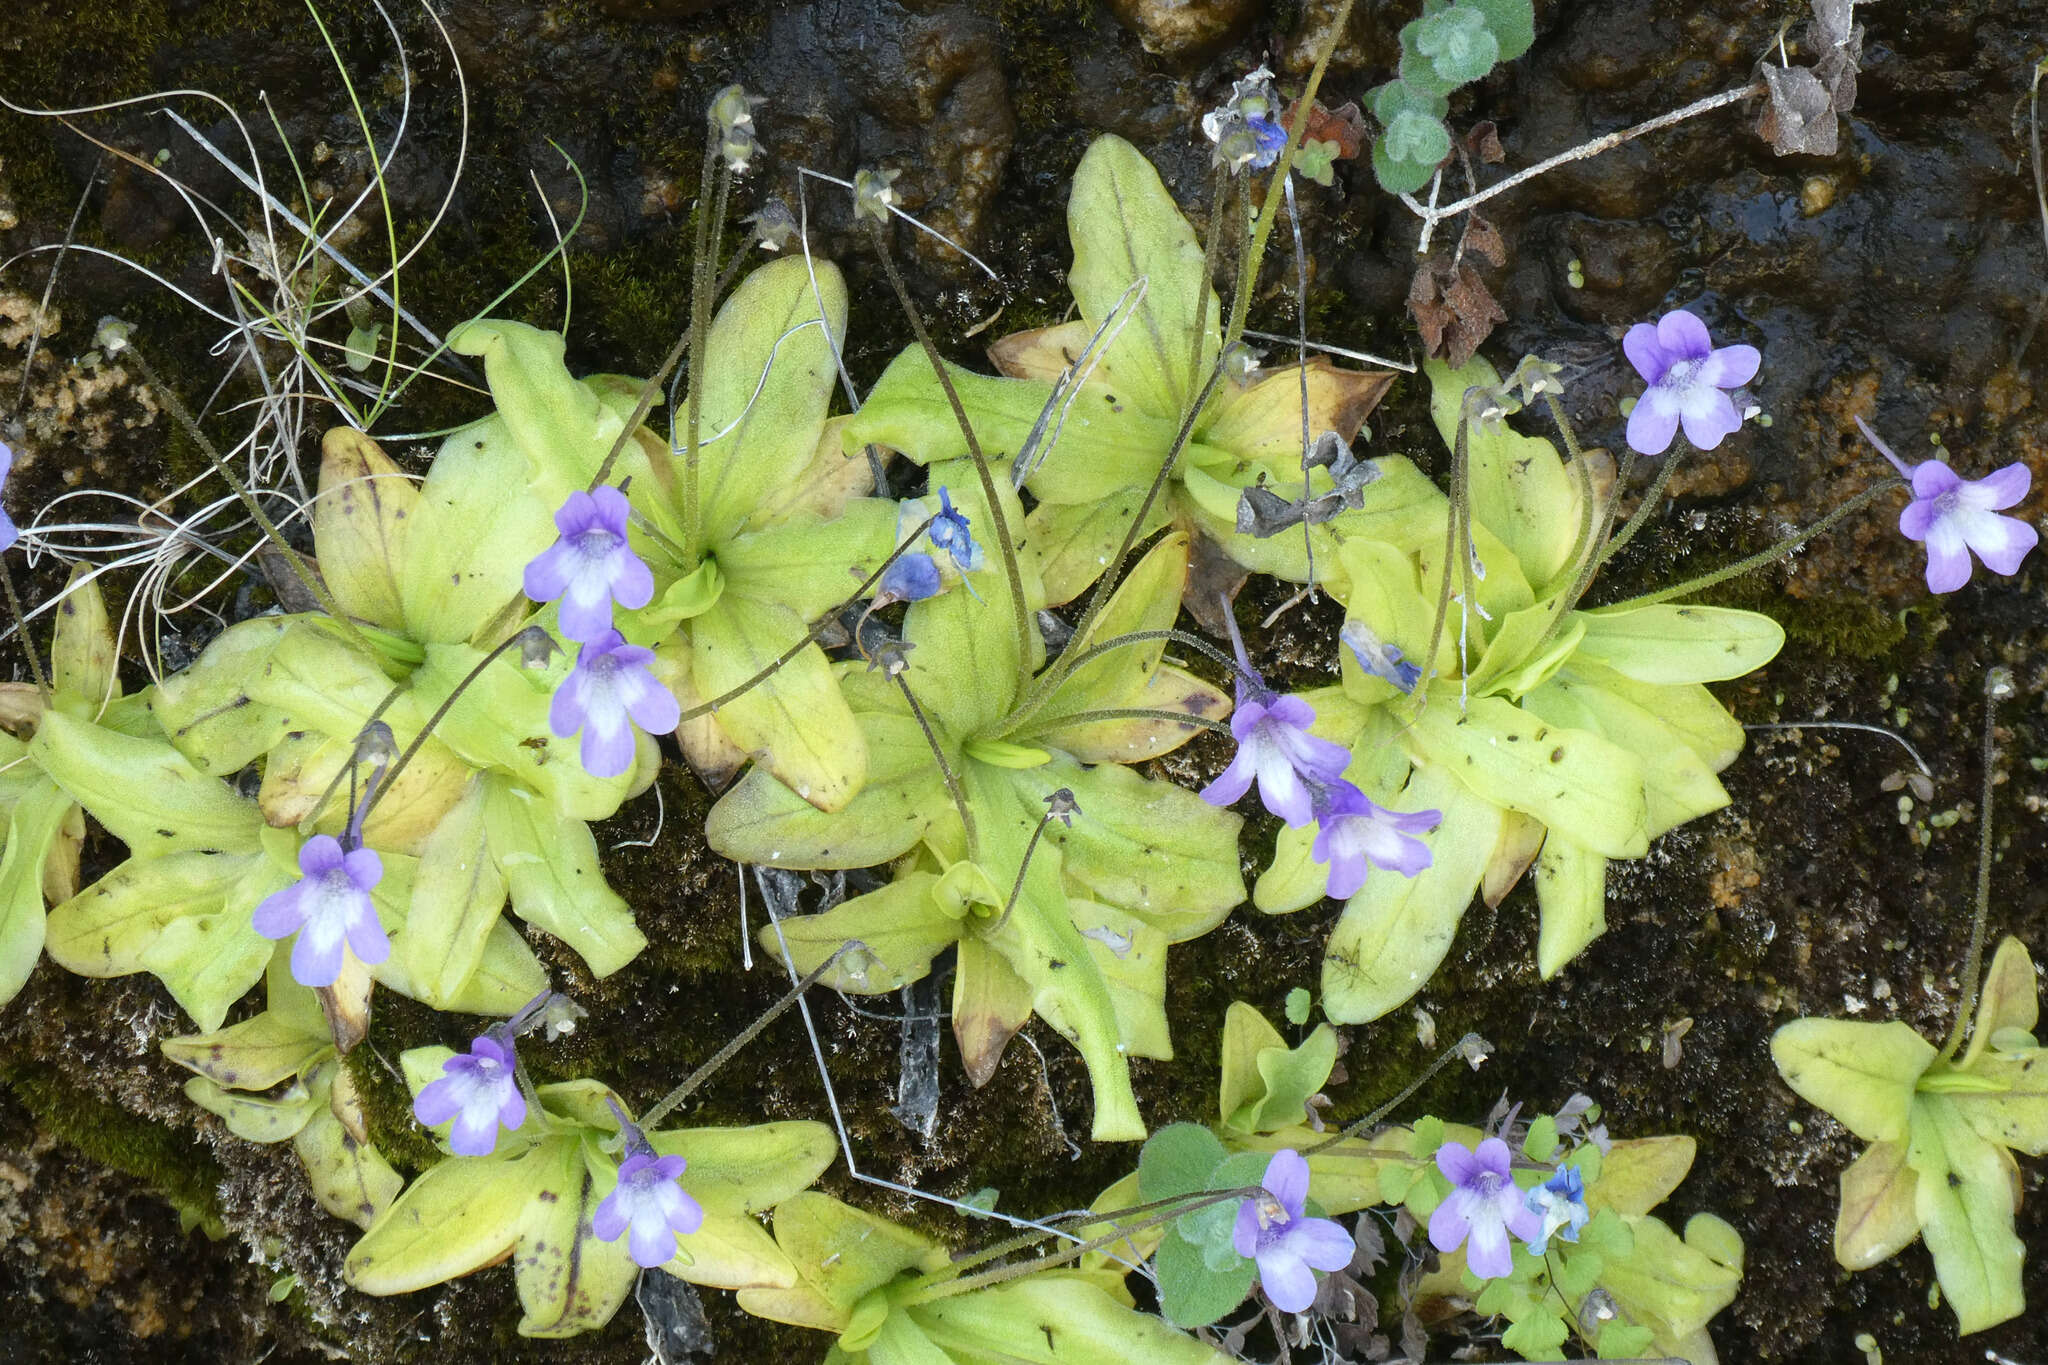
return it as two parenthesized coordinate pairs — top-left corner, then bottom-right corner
(1, 1), (2045, 1362)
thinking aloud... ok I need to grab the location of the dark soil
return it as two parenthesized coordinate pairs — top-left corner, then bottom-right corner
(1, 1), (2045, 1362)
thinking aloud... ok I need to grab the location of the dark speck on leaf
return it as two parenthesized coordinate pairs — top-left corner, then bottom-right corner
(1550, 748), (1565, 763)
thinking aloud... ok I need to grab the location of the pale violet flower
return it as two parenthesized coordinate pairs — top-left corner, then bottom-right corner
(413, 1034), (526, 1157)
(1622, 309), (1761, 456)
(1858, 417), (2037, 593)
(1231, 1148), (1354, 1313)
(1309, 781), (1437, 899)
(1429, 1137), (1542, 1279)
(1525, 1166), (1589, 1257)
(594, 1149), (705, 1268)
(550, 629), (681, 778)
(523, 486), (654, 643)
(0, 441), (17, 552)
(1201, 603), (1353, 828)
(251, 835), (388, 988)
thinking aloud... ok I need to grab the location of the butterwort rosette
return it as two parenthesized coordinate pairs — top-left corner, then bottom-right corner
(1309, 781), (1437, 899)
(523, 486), (654, 643)
(1622, 309), (1761, 456)
(1428, 1137), (1543, 1279)
(413, 1034), (527, 1156)
(594, 1149), (705, 1268)
(550, 628), (681, 778)
(1231, 1148), (1354, 1313)
(251, 834), (389, 988)
(1859, 418), (2038, 592)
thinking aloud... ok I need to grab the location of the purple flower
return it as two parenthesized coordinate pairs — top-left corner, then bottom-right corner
(1524, 1166), (1589, 1257)
(251, 835), (388, 988)
(1245, 114), (1289, 169)
(1201, 687), (1351, 827)
(1231, 1149), (1353, 1314)
(523, 487), (654, 643)
(550, 629), (681, 778)
(1339, 620), (1422, 693)
(1310, 782), (1437, 899)
(876, 550), (941, 606)
(593, 1150), (705, 1268)
(927, 487), (983, 573)
(1622, 310), (1761, 456)
(1858, 418), (2037, 593)
(1428, 1138), (1543, 1279)
(413, 1035), (527, 1156)
(0, 441), (17, 553)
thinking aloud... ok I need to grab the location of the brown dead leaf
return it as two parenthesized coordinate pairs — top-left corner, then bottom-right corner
(1281, 99), (1367, 161)
(1408, 255), (1506, 368)
(1467, 120), (1505, 164)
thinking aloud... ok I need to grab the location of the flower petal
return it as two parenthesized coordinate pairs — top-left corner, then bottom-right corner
(1464, 1212), (1514, 1278)
(251, 884), (307, 940)
(1626, 387), (1682, 457)
(290, 922), (345, 988)
(1256, 1247), (1319, 1314)
(1621, 323), (1669, 386)
(1434, 1141), (1482, 1186)
(1284, 1216), (1357, 1273)
(592, 1191), (629, 1242)
(1921, 517), (1975, 593)
(1910, 460), (1961, 500)
(1653, 309), (1712, 362)
(1961, 462), (2032, 512)
(1697, 343), (1761, 389)
(1263, 1149), (1310, 1214)
(1428, 1188), (1474, 1253)
(523, 542), (577, 604)
(447, 1107), (500, 1157)
(1676, 385), (1743, 451)
(1958, 508), (2039, 578)
(629, 1216), (677, 1269)
(1232, 1199), (1264, 1259)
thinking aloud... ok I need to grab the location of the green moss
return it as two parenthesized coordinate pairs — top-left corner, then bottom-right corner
(0, 1060), (226, 1228)
(342, 1040), (446, 1175)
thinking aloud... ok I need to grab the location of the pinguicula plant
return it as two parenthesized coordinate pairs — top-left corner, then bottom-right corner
(161, 952), (403, 1227)
(0, 565), (141, 1008)
(707, 494), (1242, 1141)
(148, 426), (651, 1006)
(1772, 671), (2046, 1334)
(1253, 348), (1786, 1023)
(845, 133), (1411, 607)
(736, 1192), (1228, 1363)
(1108, 1003), (1743, 1359)
(346, 1048), (835, 1337)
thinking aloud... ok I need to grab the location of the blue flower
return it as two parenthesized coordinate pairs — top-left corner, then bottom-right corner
(413, 1034), (526, 1157)
(1524, 1166), (1590, 1257)
(1231, 1149), (1353, 1314)
(927, 487), (984, 573)
(1245, 114), (1289, 169)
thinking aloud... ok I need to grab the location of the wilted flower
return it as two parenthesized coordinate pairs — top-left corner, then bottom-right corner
(709, 84), (764, 173)
(1340, 620), (1422, 693)
(1232, 1148), (1354, 1314)
(251, 835), (388, 988)
(413, 1034), (527, 1157)
(1429, 1137), (1542, 1279)
(853, 167), (901, 224)
(1202, 66), (1290, 172)
(1309, 781), (1437, 899)
(1524, 1166), (1589, 1256)
(746, 198), (800, 252)
(1857, 417), (2037, 593)
(550, 629), (681, 778)
(524, 487), (654, 643)
(1622, 309), (1762, 456)
(927, 487), (984, 573)
(875, 550), (941, 606)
